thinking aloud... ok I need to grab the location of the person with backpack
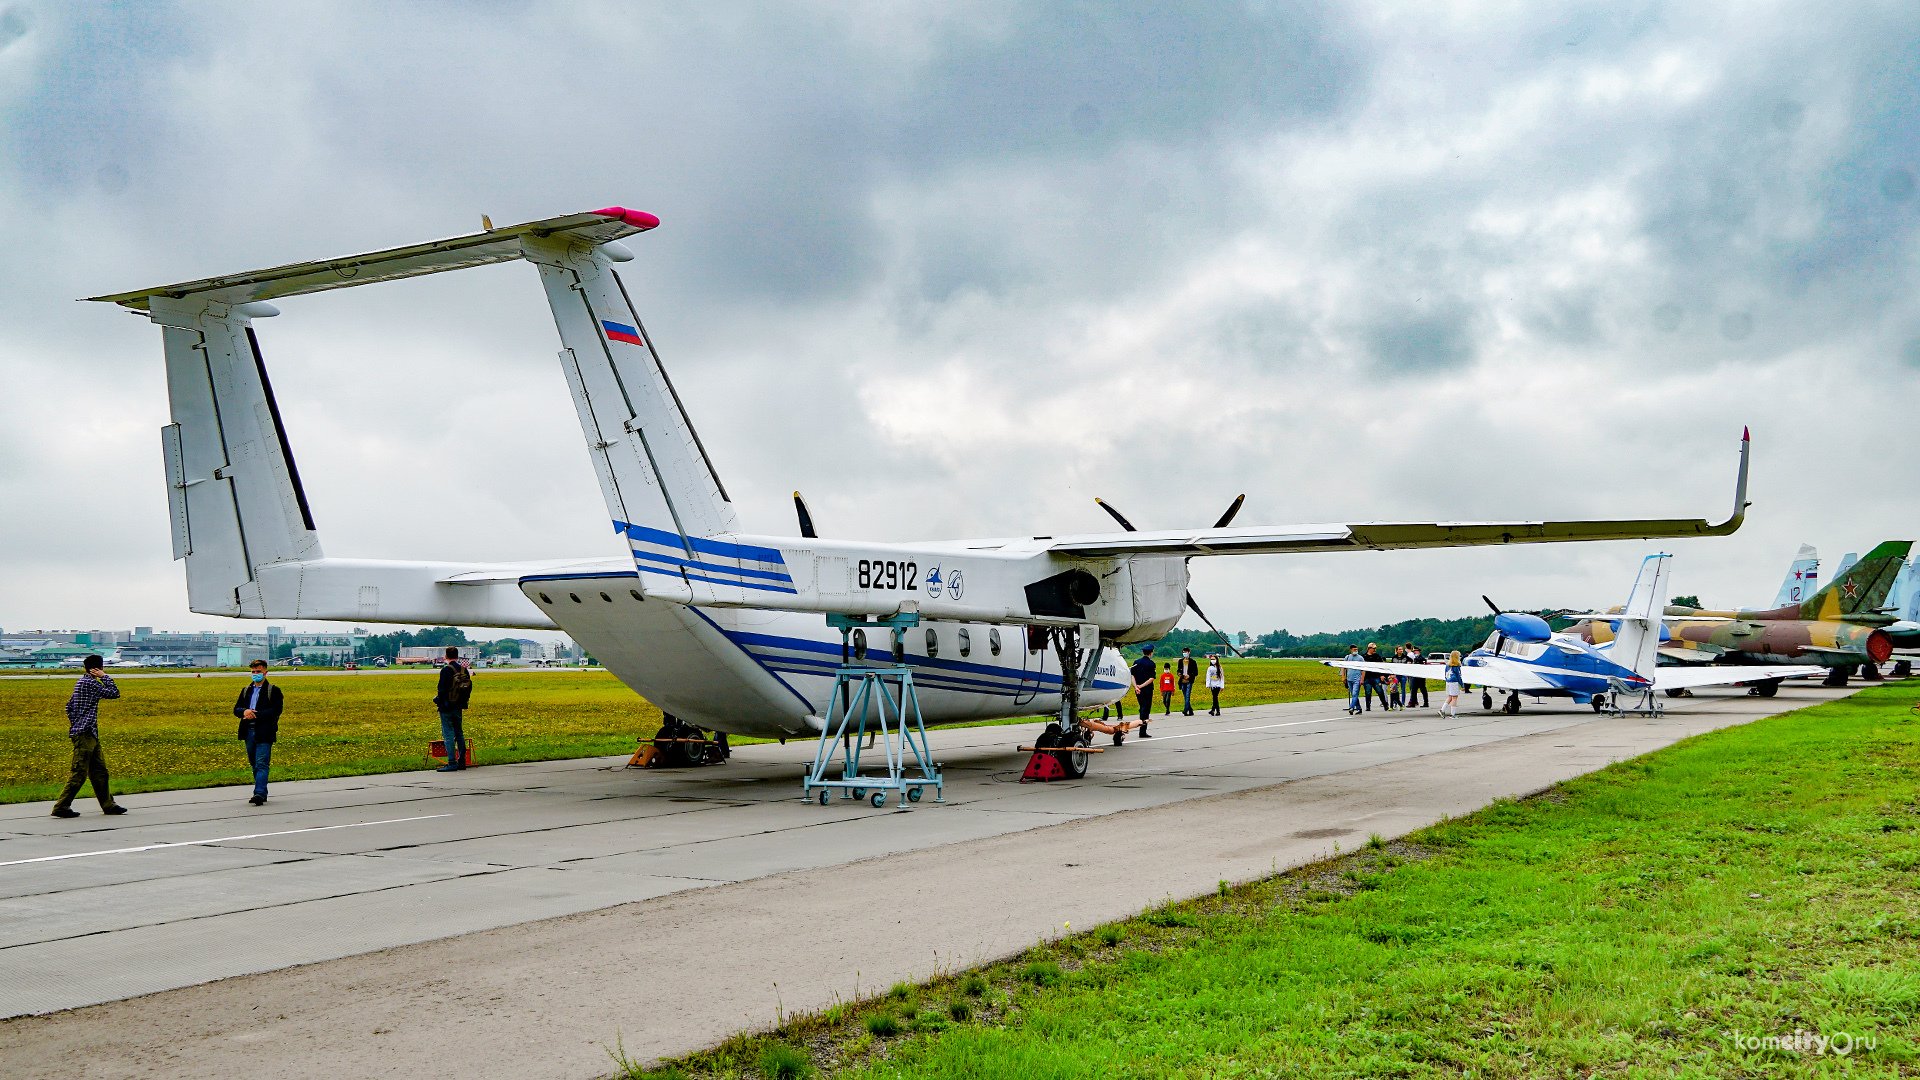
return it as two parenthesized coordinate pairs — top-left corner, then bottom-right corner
(434, 647), (474, 771)
(233, 658), (284, 805)
(51, 655), (127, 818)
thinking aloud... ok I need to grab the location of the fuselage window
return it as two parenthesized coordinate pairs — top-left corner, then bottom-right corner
(629, 590), (644, 602)
(600, 592), (613, 603)
(925, 628), (939, 658)
(989, 628), (1002, 656)
(569, 593), (582, 604)
(958, 628), (971, 657)
(538, 593), (553, 605)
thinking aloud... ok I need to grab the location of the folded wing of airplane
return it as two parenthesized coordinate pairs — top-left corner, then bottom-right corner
(1327, 659), (1556, 691)
(1651, 663), (1824, 690)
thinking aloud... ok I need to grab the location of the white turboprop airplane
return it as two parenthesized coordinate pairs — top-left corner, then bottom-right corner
(90, 206), (1760, 770)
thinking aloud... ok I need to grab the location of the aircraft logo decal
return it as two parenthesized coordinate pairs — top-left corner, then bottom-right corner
(947, 570), (965, 600)
(924, 566), (943, 599)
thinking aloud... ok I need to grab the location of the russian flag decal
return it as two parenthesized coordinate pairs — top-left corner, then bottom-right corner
(602, 320), (644, 346)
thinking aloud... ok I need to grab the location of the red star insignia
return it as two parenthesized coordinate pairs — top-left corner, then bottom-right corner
(1842, 580), (1860, 599)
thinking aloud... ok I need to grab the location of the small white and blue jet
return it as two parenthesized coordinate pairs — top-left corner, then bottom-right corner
(90, 207), (1768, 773)
(1328, 554), (1823, 716)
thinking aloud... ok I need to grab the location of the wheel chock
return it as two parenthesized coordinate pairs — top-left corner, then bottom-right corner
(1021, 750), (1070, 783)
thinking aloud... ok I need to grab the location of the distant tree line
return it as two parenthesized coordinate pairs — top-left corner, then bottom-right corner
(356, 626), (522, 662)
(1129, 614), (1543, 659)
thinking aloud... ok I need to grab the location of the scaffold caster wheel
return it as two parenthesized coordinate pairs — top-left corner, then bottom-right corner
(870, 792), (886, 808)
(817, 789), (830, 806)
(907, 787), (923, 803)
(852, 789), (865, 799)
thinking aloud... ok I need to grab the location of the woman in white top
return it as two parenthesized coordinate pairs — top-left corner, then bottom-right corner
(1204, 656), (1226, 715)
(1442, 651), (1465, 718)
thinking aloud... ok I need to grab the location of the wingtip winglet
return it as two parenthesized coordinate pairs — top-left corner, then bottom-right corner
(593, 207), (661, 231)
(1742, 425), (1750, 442)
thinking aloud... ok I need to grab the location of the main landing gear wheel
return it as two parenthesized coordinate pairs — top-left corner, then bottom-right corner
(1894, 660), (1913, 679)
(1482, 692), (1494, 712)
(1503, 694), (1522, 715)
(1664, 688), (1689, 699)
(1059, 728), (1092, 780)
(1590, 694), (1606, 713)
(1752, 679), (1781, 698)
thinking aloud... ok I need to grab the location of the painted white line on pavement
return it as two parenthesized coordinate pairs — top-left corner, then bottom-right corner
(0, 814), (455, 867)
(1136, 717), (1343, 743)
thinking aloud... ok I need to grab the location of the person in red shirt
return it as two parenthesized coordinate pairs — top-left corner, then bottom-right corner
(1158, 664), (1176, 714)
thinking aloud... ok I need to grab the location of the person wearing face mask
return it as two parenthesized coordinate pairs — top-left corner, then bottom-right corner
(233, 658), (285, 806)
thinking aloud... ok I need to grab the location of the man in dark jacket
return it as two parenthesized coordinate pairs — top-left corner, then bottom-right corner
(233, 659), (284, 805)
(1129, 646), (1157, 738)
(1176, 647), (1200, 716)
(434, 647), (473, 771)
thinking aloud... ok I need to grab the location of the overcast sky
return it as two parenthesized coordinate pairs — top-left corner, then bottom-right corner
(2, 1), (1916, 640)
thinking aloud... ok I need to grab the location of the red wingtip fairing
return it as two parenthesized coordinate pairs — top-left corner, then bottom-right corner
(593, 207), (661, 230)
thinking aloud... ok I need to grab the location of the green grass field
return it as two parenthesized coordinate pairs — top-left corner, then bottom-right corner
(620, 683), (1920, 1079)
(0, 659), (1343, 804)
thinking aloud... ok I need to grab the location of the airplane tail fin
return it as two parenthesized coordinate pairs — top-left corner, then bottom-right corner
(92, 207), (740, 614)
(1770, 544), (1819, 608)
(1800, 540), (1912, 620)
(1609, 553), (1673, 680)
(146, 298), (323, 617)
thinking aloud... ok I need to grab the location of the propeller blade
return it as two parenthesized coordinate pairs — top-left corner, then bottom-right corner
(1185, 594), (1242, 657)
(793, 491), (817, 539)
(1211, 494), (1246, 530)
(1093, 497), (1138, 532)
(1482, 594), (1502, 616)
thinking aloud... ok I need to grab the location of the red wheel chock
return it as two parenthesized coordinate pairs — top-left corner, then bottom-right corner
(1021, 750), (1070, 782)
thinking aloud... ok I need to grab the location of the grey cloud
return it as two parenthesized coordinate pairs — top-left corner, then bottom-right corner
(1362, 299), (1477, 373)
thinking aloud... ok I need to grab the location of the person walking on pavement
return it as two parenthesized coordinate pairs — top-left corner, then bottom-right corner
(1390, 646), (1408, 708)
(434, 647), (474, 771)
(233, 658), (284, 805)
(1130, 646), (1157, 738)
(1158, 664), (1176, 715)
(51, 656), (127, 818)
(1204, 655), (1225, 715)
(1351, 641), (1367, 711)
(1442, 650), (1465, 718)
(1176, 647), (1200, 716)
(1362, 643), (1392, 712)
(1404, 642), (1431, 709)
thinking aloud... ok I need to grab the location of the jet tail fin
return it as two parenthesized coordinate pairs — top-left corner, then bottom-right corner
(1609, 553), (1673, 680)
(1800, 541), (1912, 620)
(1770, 544), (1819, 608)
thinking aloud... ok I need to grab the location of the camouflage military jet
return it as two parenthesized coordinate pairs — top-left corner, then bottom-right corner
(1572, 540), (1913, 686)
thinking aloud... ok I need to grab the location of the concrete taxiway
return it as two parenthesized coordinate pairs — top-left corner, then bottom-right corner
(0, 685), (1857, 1078)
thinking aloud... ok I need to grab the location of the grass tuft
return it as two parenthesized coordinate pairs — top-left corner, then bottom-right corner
(1018, 960), (1063, 987)
(756, 1042), (813, 1080)
(863, 1012), (900, 1037)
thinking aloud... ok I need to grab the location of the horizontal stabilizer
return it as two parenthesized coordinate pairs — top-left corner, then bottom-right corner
(87, 208), (659, 310)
